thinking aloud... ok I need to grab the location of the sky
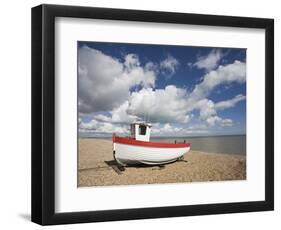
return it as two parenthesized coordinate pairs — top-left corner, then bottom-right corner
(78, 41), (246, 137)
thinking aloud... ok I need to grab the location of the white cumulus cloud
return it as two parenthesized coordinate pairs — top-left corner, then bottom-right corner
(194, 93), (244, 127)
(93, 101), (138, 124)
(78, 46), (157, 113)
(127, 86), (189, 124)
(214, 94), (246, 110)
(188, 60), (246, 104)
(87, 85), (191, 126)
(194, 49), (223, 71)
(79, 119), (129, 135)
(221, 118), (234, 127)
(160, 55), (179, 78)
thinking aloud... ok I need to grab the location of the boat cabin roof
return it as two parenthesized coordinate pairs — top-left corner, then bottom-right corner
(131, 122), (152, 127)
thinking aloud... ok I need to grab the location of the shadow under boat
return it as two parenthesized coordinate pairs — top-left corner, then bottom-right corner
(105, 157), (188, 175)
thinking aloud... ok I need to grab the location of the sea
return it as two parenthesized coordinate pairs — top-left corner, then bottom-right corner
(152, 135), (246, 155)
(79, 134), (246, 156)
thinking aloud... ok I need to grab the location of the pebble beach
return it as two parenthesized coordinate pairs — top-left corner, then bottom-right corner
(78, 138), (246, 187)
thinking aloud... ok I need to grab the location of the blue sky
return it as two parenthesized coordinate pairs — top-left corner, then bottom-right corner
(78, 41), (246, 137)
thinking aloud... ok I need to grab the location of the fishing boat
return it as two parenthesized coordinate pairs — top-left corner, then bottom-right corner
(112, 122), (190, 166)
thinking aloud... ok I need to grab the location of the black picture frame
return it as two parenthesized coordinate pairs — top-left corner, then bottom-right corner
(31, 4), (274, 225)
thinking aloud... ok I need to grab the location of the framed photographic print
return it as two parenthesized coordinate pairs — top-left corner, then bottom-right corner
(31, 4), (274, 225)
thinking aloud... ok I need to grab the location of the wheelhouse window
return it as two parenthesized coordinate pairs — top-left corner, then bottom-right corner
(139, 125), (147, 135)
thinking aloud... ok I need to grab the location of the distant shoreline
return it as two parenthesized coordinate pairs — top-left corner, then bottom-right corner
(79, 134), (246, 139)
